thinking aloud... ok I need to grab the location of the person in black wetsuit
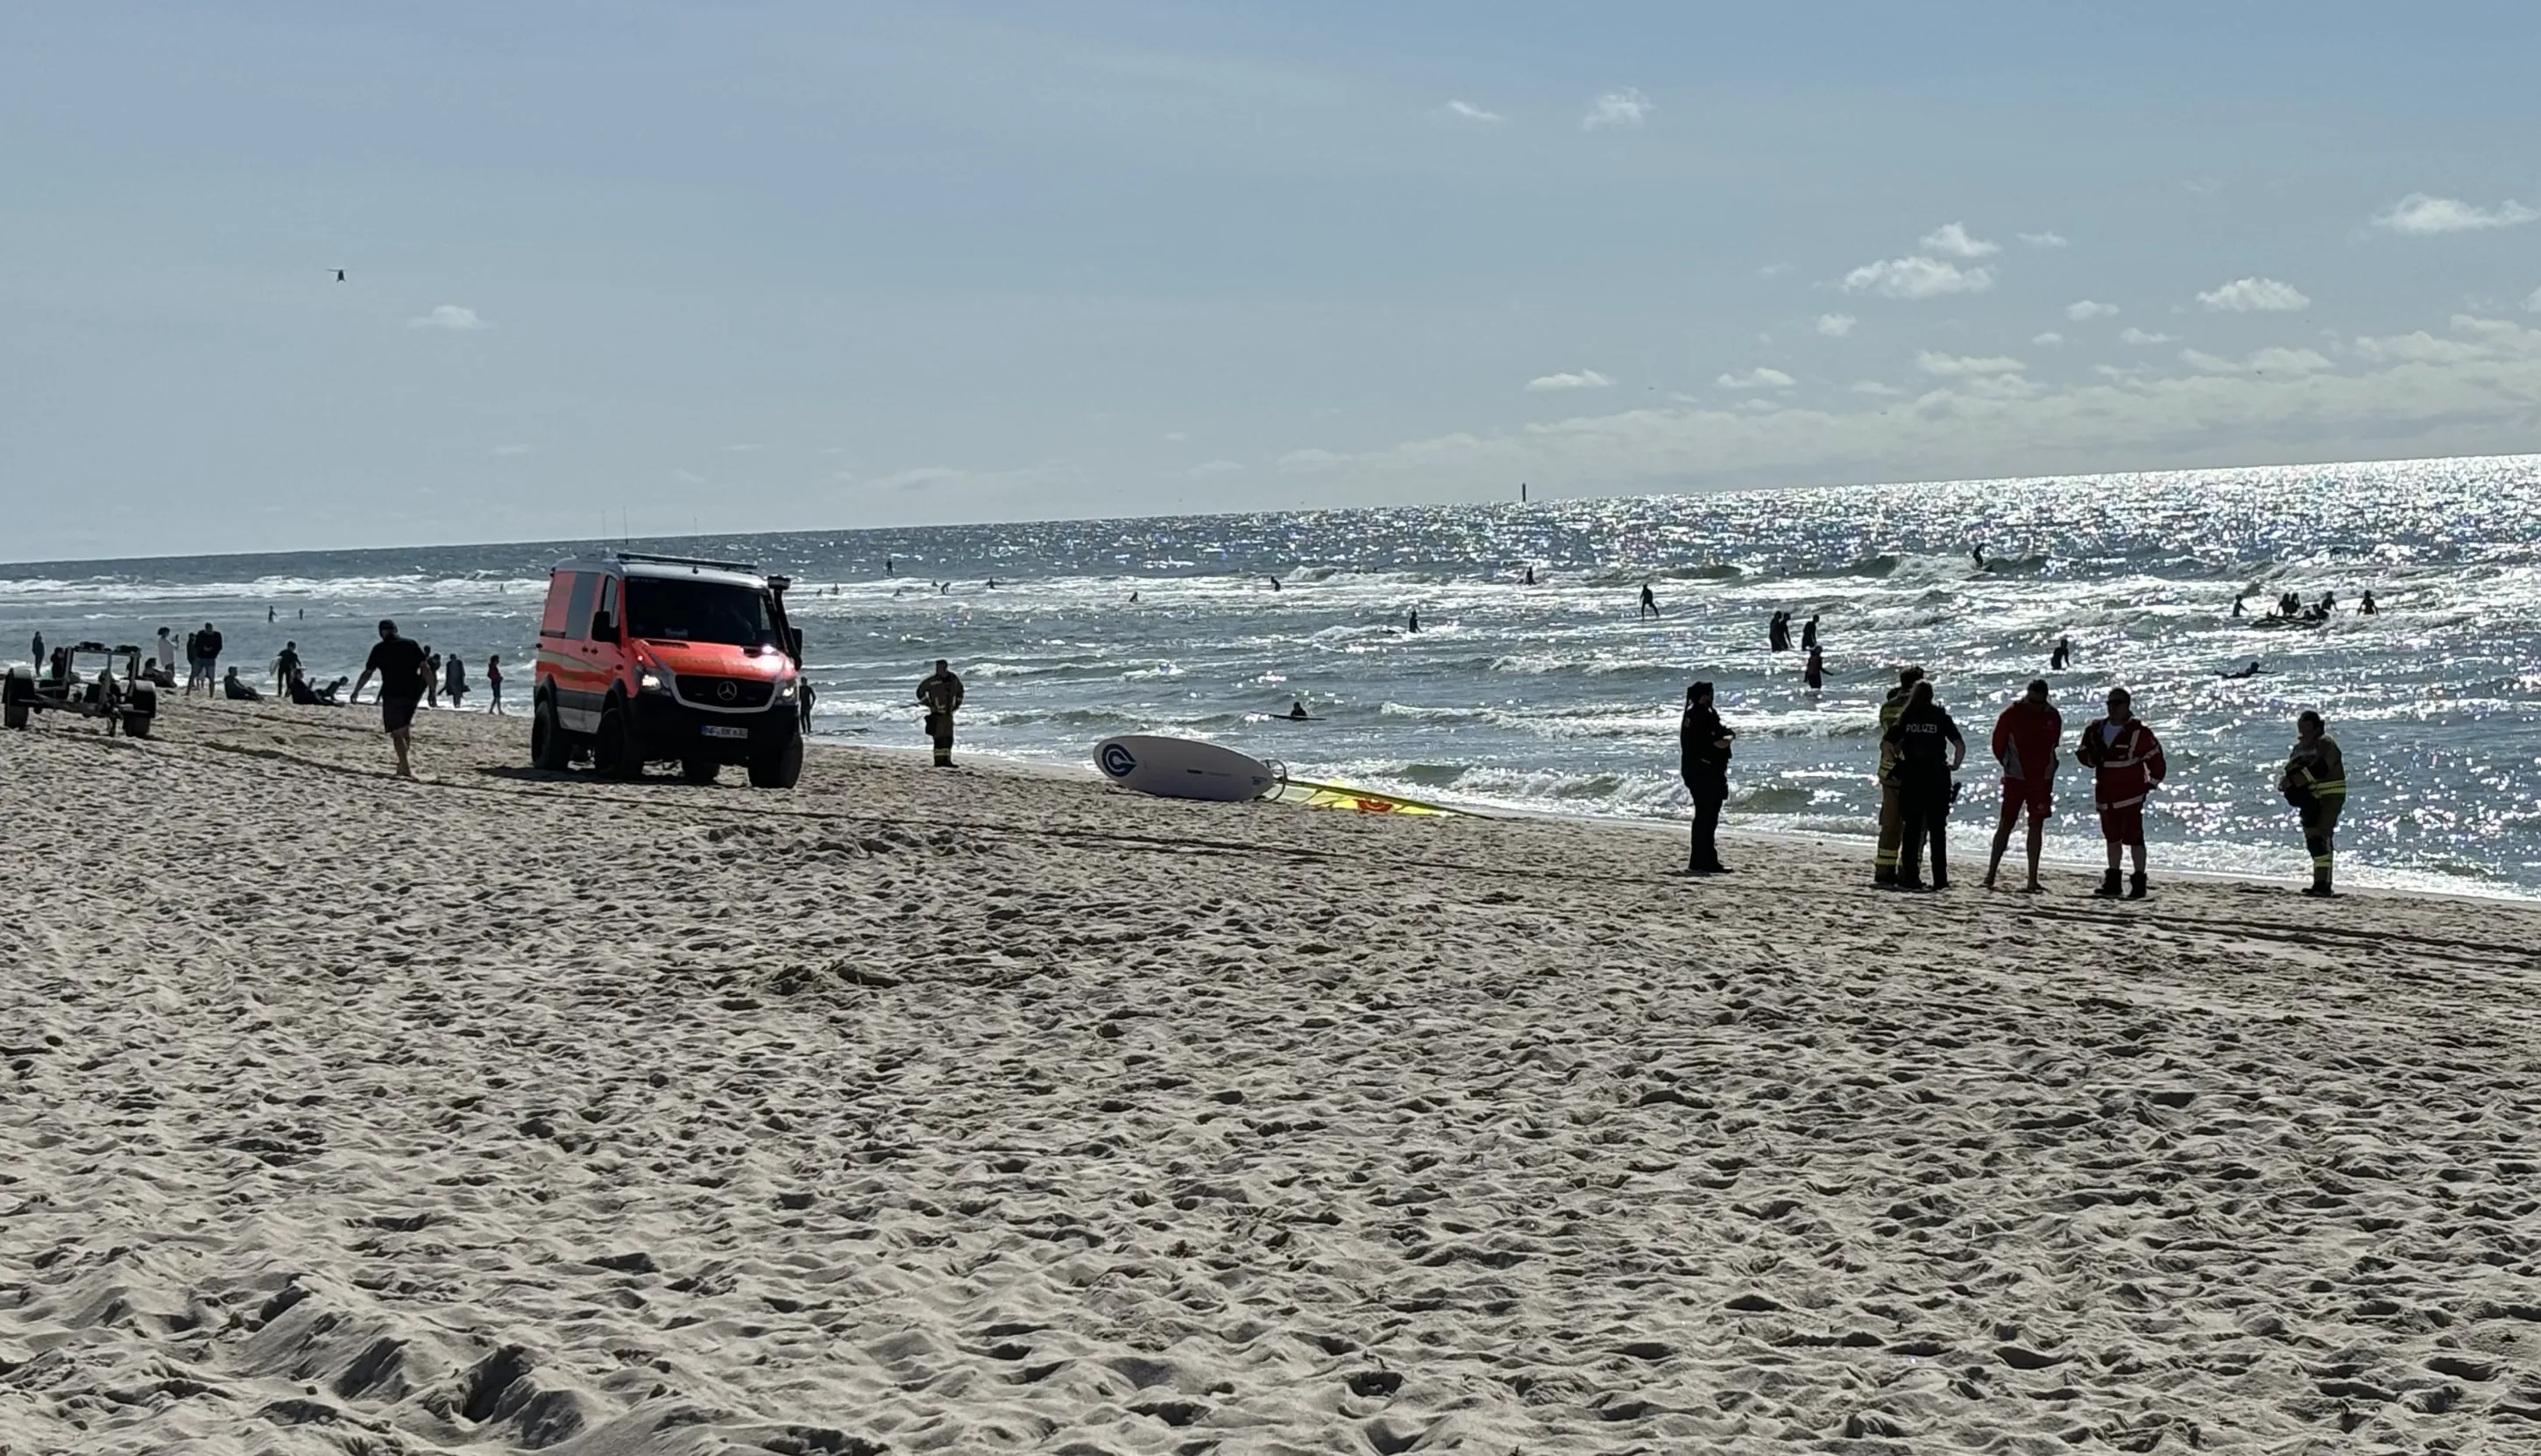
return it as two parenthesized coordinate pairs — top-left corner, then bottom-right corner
(1880, 679), (1965, 891)
(1639, 583), (1659, 620)
(1801, 614), (1819, 651)
(1678, 682), (1735, 874)
(1803, 645), (1824, 691)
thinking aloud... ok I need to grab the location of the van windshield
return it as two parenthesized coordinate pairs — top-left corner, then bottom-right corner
(625, 578), (780, 647)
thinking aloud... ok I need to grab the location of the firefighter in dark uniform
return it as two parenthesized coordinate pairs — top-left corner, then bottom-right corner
(1873, 665), (1923, 885)
(2279, 710), (2346, 897)
(916, 660), (964, 767)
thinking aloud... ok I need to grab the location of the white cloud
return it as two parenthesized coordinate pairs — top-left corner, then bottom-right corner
(1526, 370), (1615, 392)
(2528, 286), (2541, 314)
(1259, 307), (2541, 516)
(2119, 328), (2174, 345)
(2067, 300), (2120, 322)
(1444, 100), (1501, 123)
(1716, 367), (1796, 390)
(408, 304), (489, 331)
(2032, 332), (2064, 346)
(1277, 448), (1342, 471)
(2018, 231), (2070, 248)
(1815, 313), (1857, 338)
(1920, 222), (2000, 258)
(1841, 256), (1992, 300)
(2199, 277), (2311, 312)
(1582, 88), (1652, 130)
(1757, 261), (1794, 279)
(1915, 351), (2025, 377)
(2371, 193), (2540, 236)
(2182, 347), (2334, 376)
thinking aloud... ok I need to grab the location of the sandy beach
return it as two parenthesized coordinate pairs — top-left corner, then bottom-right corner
(4, 701), (2539, 1455)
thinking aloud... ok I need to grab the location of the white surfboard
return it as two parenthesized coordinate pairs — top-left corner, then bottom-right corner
(1094, 735), (1282, 802)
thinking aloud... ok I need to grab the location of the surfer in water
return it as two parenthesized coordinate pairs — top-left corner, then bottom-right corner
(1639, 583), (1659, 620)
(1407, 610), (1420, 633)
(1803, 645), (1824, 691)
(2233, 593), (2247, 618)
(917, 660), (965, 767)
(1268, 576), (1281, 591)
(1801, 613), (1819, 651)
(1288, 699), (1310, 721)
(2050, 636), (2070, 672)
(1971, 545), (1986, 569)
(2359, 590), (2378, 615)
(1524, 566), (1535, 586)
(1768, 611), (1791, 653)
(2222, 660), (2265, 680)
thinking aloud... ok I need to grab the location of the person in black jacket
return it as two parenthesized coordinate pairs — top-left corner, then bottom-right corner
(1679, 681), (1735, 874)
(1879, 679), (1965, 891)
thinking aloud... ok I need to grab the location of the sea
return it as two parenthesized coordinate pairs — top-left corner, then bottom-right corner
(7, 456), (2539, 897)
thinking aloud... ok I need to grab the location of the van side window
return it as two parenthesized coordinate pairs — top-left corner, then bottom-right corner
(598, 575), (619, 623)
(540, 572), (579, 638)
(563, 572), (600, 640)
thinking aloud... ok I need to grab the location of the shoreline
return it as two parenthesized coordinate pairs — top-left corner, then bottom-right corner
(820, 728), (2534, 907)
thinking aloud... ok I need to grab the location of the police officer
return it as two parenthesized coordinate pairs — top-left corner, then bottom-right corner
(2279, 710), (2346, 897)
(1873, 666), (1924, 885)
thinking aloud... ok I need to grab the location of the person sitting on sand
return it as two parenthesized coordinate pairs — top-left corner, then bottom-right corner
(223, 666), (261, 702)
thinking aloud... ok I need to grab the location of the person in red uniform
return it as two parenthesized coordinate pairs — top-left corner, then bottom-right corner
(1985, 678), (2063, 893)
(2074, 686), (2164, 899)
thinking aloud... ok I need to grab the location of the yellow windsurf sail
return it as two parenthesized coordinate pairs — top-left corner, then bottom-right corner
(1279, 779), (1478, 817)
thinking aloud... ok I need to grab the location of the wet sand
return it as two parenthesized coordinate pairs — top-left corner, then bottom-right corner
(4, 701), (2538, 1454)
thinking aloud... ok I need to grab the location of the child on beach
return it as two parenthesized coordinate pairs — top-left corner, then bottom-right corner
(486, 655), (504, 713)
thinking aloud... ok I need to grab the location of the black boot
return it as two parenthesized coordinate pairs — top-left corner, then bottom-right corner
(2127, 871), (2148, 901)
(2092, 870), (2121, 899)
(2304, 867), (2335, 898)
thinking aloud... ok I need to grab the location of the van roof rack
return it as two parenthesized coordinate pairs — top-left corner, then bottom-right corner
(612, 550), (762, 575)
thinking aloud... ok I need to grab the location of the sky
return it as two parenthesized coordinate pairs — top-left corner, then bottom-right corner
(5, 2), (2541, 560)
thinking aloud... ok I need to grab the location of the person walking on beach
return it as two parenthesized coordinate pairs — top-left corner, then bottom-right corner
(1639, 583), (1659, 620)
(917, 659), (965, 767)
(486, 654), (506, 714)
(1881, 681), (1964, 891)
(1985, 679), (2063, 893)
(352, 619), (430, 779)
(1872, 665), (1923, 886)
(29, 632), (42, 669)
(2076, 687), (2164, 900)
(443, 654), (469, 710)
(423, 649), (442, 709)
(1679, 682), (1734, 875)
(2279, 710), (2346, 897)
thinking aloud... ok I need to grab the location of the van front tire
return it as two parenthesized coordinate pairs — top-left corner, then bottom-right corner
(593, 704), (640, 780)
(681, 759), (718, 785)
(747, 731), (803, 789)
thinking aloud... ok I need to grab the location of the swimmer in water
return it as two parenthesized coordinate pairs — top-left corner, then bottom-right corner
(2222, 660), (2265, 680)
(1288, 699), (1309, 720)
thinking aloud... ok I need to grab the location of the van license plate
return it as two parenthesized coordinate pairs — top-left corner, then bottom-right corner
(700, 725), (748, 739)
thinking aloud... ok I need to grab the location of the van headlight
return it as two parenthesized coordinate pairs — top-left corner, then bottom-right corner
(638, 668), (669, 693)
(776, 675), (798, 700)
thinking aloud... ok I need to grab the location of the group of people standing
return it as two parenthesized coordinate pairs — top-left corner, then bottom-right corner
(1685, 668), (2347, 897)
